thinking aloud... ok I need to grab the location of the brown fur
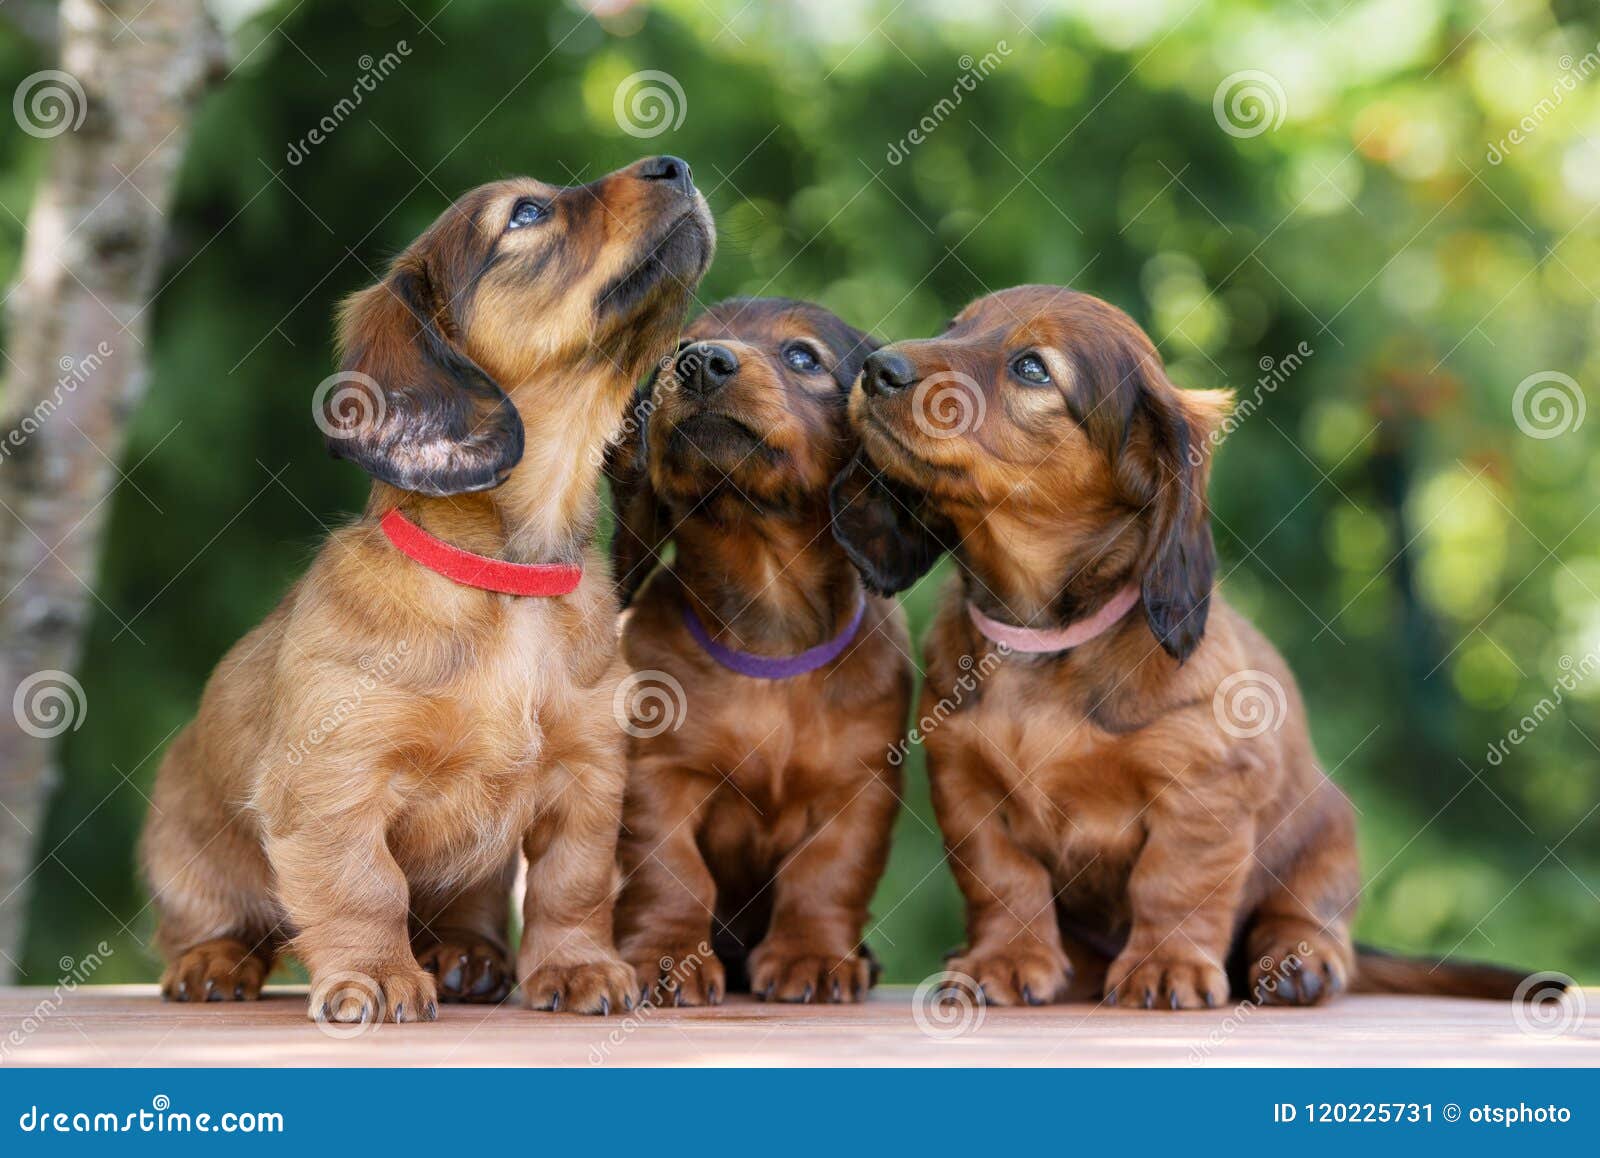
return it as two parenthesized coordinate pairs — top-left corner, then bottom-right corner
(832, 285), (1552, 1007)
(139, 158), (714, 1022)
(606, 299), (908, 1004)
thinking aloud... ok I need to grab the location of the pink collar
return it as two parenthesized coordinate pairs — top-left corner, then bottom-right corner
(380, 508), (582, 597)
(967, 585), (1141, 654)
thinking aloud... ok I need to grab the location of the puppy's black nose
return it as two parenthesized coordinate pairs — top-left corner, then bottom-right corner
(861, 349), (917, 397)
(639, 154), (695, 197)
(677, 343), (738, 396)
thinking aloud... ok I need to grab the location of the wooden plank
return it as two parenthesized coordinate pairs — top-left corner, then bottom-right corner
(1, 985), (1594, 1067)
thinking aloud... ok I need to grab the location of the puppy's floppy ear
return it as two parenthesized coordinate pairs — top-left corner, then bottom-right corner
(1136, 381), (1232, 662)
(829, 449), (951, 596)
(603, 371), (669, 608)
(327, 259), (524, 496)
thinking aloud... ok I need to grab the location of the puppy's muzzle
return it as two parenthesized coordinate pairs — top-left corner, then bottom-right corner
(636, 153), (696, 198)
(676, 342), (740, 398)
(860, 349), (917, 398)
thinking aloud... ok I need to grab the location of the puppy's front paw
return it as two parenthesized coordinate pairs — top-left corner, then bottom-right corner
(308, 963), (439, 1024)
(1106, 948), (1227, 1010)
(162, 938), (270, 1003)
(944, 943), (1072, 1006)
(748, 940), (872, 1004)
(1249, 929), (1350, 1006)
(521, 957), (636, 1015)
(624, 941), (724, 1006)
(417, 931), (513, 1004)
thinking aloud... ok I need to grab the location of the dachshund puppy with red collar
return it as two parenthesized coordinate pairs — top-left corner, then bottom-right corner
(141, 157), (713, 1023)
(605, 298), (909, 1004)
(832, 285), (1556, 1009)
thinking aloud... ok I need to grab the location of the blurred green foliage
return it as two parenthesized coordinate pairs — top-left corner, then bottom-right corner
(5, 0), (1597, 985)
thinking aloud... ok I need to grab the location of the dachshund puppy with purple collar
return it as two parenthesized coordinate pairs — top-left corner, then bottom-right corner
(604, 298), (909, 1004)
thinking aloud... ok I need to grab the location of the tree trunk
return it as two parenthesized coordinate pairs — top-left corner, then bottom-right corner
(0, 0), (224, 980)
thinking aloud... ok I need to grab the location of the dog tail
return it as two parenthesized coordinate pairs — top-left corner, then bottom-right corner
(1351, 943), (1561, 1000)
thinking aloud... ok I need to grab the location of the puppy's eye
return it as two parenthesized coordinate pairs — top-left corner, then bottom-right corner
(508, 200), (548, 230)
(1011, 352), (1052, 385)
(782, 343), (822, 373)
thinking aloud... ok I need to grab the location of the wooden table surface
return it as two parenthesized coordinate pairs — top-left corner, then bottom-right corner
(2, 985), (1594, 1067)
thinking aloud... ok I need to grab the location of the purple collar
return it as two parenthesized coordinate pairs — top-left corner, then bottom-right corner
(682, 593), (866, 679)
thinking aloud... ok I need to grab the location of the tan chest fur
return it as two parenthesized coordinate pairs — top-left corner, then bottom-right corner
(623, 593), (910, 881)
(695, 677), (856, 872)
(933, 666), (1146, 895)
(257, 540), (625, 894)
(919, 580), (1278, 936)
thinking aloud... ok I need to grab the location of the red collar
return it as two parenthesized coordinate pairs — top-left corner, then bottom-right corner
(379, 509), (582, 597)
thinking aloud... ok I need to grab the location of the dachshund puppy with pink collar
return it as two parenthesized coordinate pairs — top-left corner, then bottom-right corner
(831, 285), (1559, 1009)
